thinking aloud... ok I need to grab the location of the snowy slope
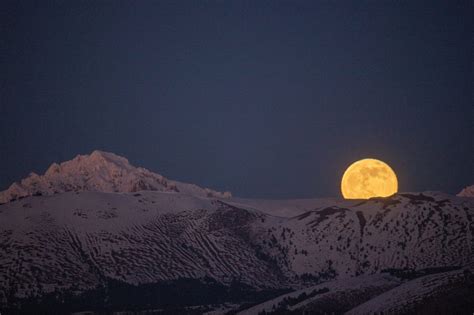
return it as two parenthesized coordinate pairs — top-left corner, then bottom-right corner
(238, 273), (401, 314)
(0, 150), (231, 204)
(0, 190), (472, 307)
(0, 192), (283, 299)
(347, 267), (474, 314)
(239, 267), (474, 314)
(251, 192), (473, 279)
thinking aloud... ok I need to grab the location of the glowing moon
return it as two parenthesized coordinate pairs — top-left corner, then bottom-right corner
(341, 158), (398, 199)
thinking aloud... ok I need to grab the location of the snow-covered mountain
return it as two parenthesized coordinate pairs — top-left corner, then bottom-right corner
(0, 150), (231, 204)
(0, 152), (472, 313)
(458, 185), (474, 197)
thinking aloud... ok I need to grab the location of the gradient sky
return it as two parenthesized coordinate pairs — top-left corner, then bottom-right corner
(1, 1), (472, 198)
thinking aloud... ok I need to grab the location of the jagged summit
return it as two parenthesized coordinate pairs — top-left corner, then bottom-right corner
(458, 185), (474, 197)
(0, 150), (231, 203)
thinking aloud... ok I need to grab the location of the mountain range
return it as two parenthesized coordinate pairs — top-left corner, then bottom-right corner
(0, 151), (472, 314)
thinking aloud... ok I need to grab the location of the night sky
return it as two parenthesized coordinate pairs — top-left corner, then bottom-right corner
(1, 1), (472, 198)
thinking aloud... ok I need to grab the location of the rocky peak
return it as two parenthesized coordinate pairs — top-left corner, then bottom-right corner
(457, 185), (474, 197)
(0, 150), (231, 203)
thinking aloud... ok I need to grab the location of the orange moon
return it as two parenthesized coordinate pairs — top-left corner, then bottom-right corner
(341, 158), (398, 199)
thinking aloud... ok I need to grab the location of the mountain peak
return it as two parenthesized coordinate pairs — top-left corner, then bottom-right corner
(89, 149), (129, 164)
(457, 185), (474, 197)
(0, 150), (231, 203)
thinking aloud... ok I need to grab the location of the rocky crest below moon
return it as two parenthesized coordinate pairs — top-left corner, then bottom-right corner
(458, 185), (474, 197)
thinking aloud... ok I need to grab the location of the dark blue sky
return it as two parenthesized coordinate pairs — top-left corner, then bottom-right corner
(1, 1), (472, 198)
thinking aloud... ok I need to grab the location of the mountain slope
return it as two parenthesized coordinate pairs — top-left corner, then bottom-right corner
(239, 267), (474, 314)
(0, 150), (231, 204)
(0, 192), (284, 298)
(238, 273), (402, 314)
(347, 267), (474, 315)
(270, 192), (474, 278)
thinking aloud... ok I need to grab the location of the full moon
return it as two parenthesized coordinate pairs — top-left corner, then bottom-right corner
(341, 158), (398, 199)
